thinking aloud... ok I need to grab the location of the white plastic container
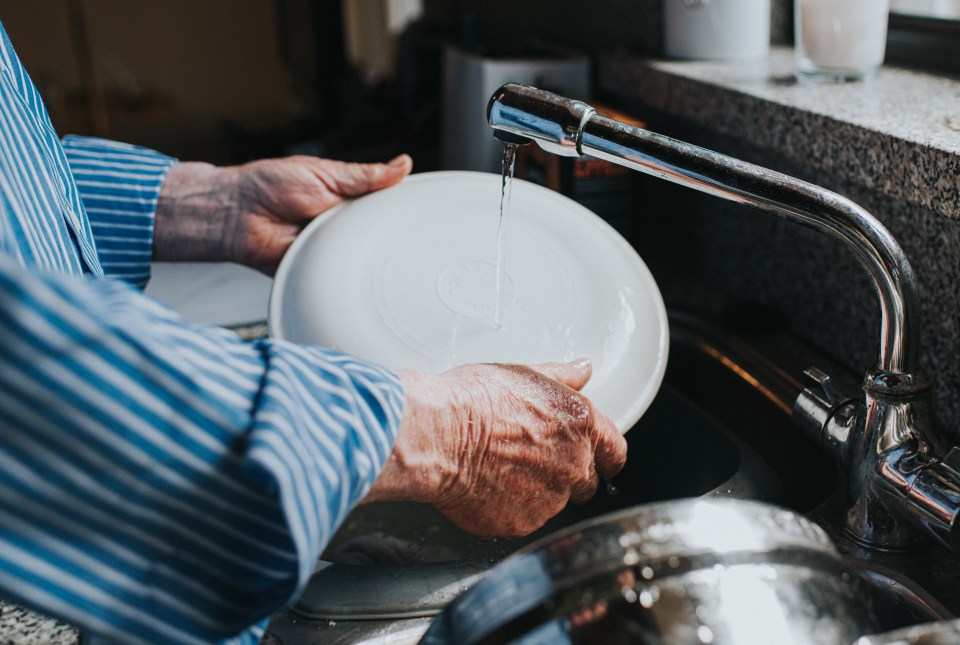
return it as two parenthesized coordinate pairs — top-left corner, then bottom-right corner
(441, 45), (590, 174)
(664, 0), (771, 60)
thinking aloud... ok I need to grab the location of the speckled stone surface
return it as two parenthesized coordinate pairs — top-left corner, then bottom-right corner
(0, 601), (77, 645)
(596, 49), (960, 435)
(600, 47), (960, 219)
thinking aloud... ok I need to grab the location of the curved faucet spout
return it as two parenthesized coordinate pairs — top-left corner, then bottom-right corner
(487, 82), (920, 376)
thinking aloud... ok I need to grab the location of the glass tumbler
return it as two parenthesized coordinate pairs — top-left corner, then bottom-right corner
(795, 0), (891, 82)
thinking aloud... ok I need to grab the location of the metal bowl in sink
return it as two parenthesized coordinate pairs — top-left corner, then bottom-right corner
(420, 498), (895, 645)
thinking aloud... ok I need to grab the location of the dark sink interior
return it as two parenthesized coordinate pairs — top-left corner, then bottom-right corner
(322, 382), (777, 567)
(269, 310), (954, 644)
(321, 308), (840, 567)
(664, 309), (843, 514)
(292, 365), (790, 630)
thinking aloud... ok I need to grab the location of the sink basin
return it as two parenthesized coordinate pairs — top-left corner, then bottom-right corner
(311, 307), (834, 578)
(275, 314), (793, 638)
(317, 382), (780, 569)
(264, 309), (948, 645)
(665, 308), (843, 513)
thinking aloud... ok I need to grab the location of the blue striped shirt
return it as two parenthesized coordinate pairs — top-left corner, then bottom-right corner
(0, 20), (404, 645)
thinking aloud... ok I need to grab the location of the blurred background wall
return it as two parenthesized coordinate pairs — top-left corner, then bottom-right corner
(0, 0), (790, 165)
(1, 1), (305, 158)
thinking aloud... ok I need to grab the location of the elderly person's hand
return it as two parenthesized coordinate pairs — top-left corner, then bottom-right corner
(364, 359), (628, 539)
(154, 154), (413, 273)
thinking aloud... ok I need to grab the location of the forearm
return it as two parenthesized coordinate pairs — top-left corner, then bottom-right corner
(0, 256), (403, 644)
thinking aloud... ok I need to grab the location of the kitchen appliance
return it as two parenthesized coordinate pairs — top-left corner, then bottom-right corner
(440, 43), (590, 174)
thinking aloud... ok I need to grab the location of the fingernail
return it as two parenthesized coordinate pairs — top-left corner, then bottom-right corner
(568, 357), (591, 372)
(388, 154), (411, 168)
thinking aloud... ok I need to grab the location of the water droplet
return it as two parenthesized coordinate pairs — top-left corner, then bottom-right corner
(668, 556), (680, 569)
(624, 549), (640, 566)
(622, 586), (638, 603)
(605, 480), (620, 496)
(638, 586), (660, 608)
(698, 625), (714, 643)
(641, 566), (654, 580)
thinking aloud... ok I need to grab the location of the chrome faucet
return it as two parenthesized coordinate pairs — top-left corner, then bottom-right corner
(487, 83), (960, 553)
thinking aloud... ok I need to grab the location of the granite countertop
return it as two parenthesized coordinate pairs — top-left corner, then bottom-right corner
(0, 601), (76, 645)
(598, 46), (960, 221)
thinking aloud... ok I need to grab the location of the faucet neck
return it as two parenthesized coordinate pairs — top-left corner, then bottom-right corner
(487, 83), (920, 375)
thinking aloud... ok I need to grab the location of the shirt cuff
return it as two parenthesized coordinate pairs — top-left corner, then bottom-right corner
(61, 135), (178, 289)
(245, 339), (406, 592)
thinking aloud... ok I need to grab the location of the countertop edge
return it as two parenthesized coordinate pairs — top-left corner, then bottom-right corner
(597, 47), (960, 221)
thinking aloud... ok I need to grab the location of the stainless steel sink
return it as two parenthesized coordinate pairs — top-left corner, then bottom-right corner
(263, 309), (952, 645)
(318, 381), (780, 567)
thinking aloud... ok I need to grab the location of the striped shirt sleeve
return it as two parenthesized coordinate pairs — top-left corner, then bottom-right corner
(60, 135), (177, 289)
(0, 253), (404, 645)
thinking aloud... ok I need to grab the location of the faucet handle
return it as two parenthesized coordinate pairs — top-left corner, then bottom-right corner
(939, 446), (960, 480)
(794, 366), (858, 463)
(803, 366), (844, 406)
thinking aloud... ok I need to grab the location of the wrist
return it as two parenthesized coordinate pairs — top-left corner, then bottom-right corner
(363, 370), (461, 505)
(154, 161), (239, 262)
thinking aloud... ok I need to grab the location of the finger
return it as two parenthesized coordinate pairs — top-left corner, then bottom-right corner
(593, 410), (628, 478)
(569, 469), (600, 505)
(527, 357), (593, 391)
(330, 154), (413, 196)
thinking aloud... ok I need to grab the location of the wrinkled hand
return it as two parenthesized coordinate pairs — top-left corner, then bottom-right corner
(154, 154), (412, 273)
(365, 360), (628, 540)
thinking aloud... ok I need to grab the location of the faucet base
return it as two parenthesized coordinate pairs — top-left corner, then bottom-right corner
(845, 491), (928, 552)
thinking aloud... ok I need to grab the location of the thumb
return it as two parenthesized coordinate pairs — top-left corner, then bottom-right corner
(528, 358), (593, 391)
(593, 410), (628, 478)
(333, 154), (413, 197)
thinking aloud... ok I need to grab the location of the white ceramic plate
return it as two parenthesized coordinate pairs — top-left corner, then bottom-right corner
(269, 171), (668, 433)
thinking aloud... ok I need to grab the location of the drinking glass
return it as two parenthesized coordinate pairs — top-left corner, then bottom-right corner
(795, 0), (891, 82)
